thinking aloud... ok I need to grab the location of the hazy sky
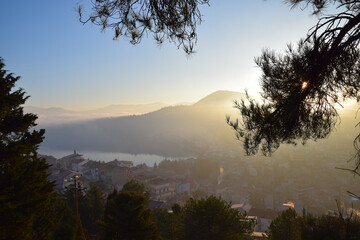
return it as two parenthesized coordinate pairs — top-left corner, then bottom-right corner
(0, 0), (320, 110)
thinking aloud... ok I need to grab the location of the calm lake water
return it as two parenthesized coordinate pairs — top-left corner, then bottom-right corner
(39, 147), (172, 167)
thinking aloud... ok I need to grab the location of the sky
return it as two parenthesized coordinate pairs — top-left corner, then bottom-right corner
(0, 0), (321, 110)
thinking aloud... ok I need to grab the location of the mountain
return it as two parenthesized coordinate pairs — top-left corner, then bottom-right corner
(25, 102), (169, 126)
(42, 91), (247, 157)
(41, 90), (360, 161)
(193, 90), (246, 107)
(25, 106), (75, 115)
(87, 102), (170, 114)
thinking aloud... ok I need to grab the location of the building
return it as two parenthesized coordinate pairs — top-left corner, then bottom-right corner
(248, 208), (279, 232)
(71, 158), (89, 172)
(49, 169), (79, 192)
(99, 163), (129, 187)
(147, 177), (175, 200)
(107, 159), (134, 168)
(175, 179), (191, 196)
(82, 161), (101, 182)
(58, 151), (85, 169)
(231, 203), (252, 214)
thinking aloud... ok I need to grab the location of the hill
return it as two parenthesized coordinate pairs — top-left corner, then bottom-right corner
(41, 91), (359, 161)
(42, 91), (247, 157)
(25, 102), (168, 126)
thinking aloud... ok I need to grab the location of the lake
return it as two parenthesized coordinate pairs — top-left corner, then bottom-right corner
(39, 147), (172, 167)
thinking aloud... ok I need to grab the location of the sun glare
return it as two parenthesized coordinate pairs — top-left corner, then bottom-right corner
(301, 81), (308, 90)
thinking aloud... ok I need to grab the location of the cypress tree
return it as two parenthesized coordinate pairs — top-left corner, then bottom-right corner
(0, 58), (57, 239)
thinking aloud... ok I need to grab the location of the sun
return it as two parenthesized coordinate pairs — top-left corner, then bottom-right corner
(301, 81), (308, 90)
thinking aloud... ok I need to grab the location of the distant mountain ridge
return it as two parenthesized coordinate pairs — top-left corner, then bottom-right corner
(193, 90), (246, 107)
(42, 90), (247, 157)
(25, 102), (169, 126)
(41, 90), (359, 159)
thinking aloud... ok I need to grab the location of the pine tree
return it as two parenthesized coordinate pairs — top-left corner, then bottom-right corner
(182, 196), (254, 240)
(227, 1), (360, 159)
(267, 208), (302, 240)
(85, 184), (105, 236)
(0, 58), (57, 239)
(99, 190), (160, 240)
(78, 0), (209, 55)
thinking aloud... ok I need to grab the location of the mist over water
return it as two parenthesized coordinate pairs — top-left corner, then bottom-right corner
(39, 147), (169, 166)
(40, 91), (246, 158)
(39, 92), (360, 168)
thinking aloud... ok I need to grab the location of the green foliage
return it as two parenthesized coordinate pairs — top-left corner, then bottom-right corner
(85, 184), (105, 236)
(267, 208), (302, 240)
(122, 179), (150, 200)
(152, 208), (183, 240)
(78, 0), (210, 54)
(122, 179), (146, 193)
(31, 194), (63, 240)
(158, 159), (192, 175)
(286, 1), (339, 15)
(227, 1), (360, 162)
(268, 208), (360, 240)
(59, 183), (105, 238)
(151, 197), (253, 240)
(301, 213), (360, 240)
(99, 190), (160, 240)
(181, 196), (254, 240)
(172, 203), (182, 214)
(53, 197), (77, 240)
(190, 188), (207, 200)
(63, 182), (87, 215)
(0, 58), (58, 240)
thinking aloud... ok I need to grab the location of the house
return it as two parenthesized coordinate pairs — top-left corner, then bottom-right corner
(49, 169), (79, 191)
(82, 161), (101, 182)
(71, 158), (89, 172)
(109, 159), (133, 168)
(129, 164), (150, 178)
(250, 232), (268, 240)
(175, 179), (191, 196)
(99, 163), (129, 187)
(77, 176), (91, 190)
(231, 203), (252, 214)
(58, 151), (85, 169)
(248, 208), (279, 232)
(134, 171), (157, 184)
(147, 177), (175, 200)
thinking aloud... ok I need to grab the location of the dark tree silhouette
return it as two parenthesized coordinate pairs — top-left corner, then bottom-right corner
(182, 196), (253, 240)
(0, 58), (58, 239)
(151, 207), (183, 240)
(267, 207), (360, 240)
(267, 208), (302, 240)
(78, 0), (210, 54)
(79, 1), (360, 173)
(98, 190), (160, 240)
(80, 0), (360, 162)
(122, 179), (150, 199)
(85, 184), (105, 236)
(227, 1), (360, 165)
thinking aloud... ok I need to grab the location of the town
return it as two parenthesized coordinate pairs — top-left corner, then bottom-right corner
(44, 148), (360, 235)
